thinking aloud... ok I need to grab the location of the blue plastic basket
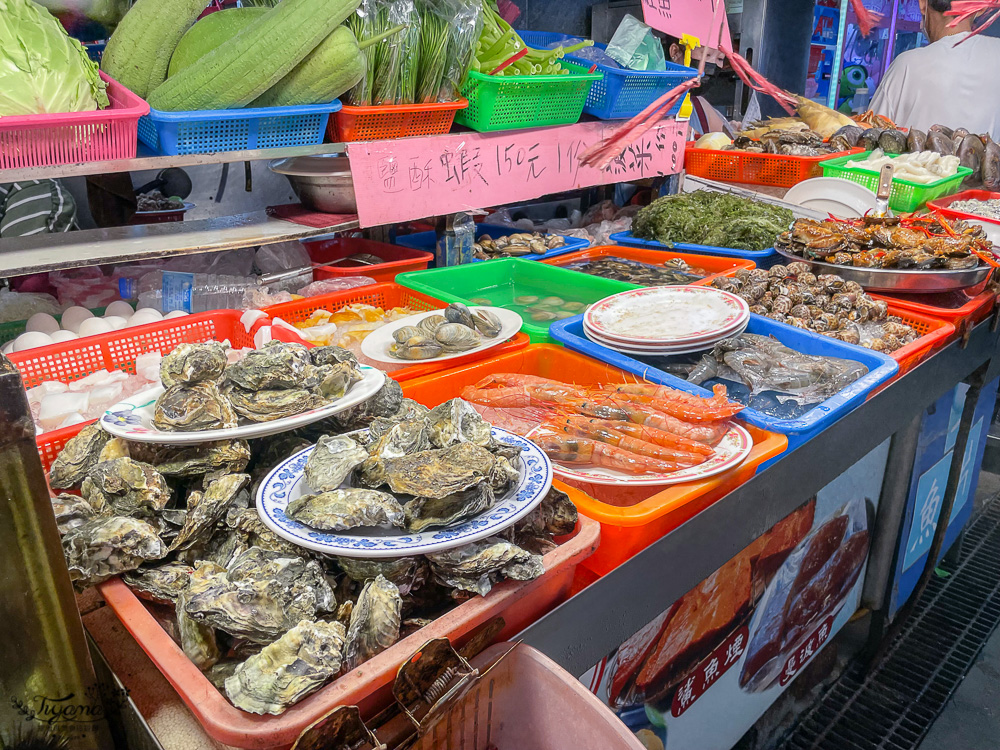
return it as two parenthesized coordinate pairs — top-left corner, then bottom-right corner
(610, 231), (782, 268)
(137, 100), (342, 156)
(519, 30), (698, 120)
(549, 314), (898, 449)
(395, 224), (589, 262)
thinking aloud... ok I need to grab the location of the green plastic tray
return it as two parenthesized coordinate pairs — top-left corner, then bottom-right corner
(395, 258), (637, 344)
(819, 151), (972, 213)
(455, 60), (601, 133)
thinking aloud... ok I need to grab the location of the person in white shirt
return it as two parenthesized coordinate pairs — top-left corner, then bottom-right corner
(870, 0), (1000, 140)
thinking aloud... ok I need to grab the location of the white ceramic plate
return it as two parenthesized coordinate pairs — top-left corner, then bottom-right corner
(583, 313), (748, 349)
(584, 321), (748, 357)
(100, 365), (385, 444)
(527, 422), (752, 486)
(360, 306), (523, 365)
(783, 177), (878, 219)
(256, 427), (553, 557)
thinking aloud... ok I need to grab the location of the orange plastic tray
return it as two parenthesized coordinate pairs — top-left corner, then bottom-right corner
(884, 304), (956, 378)
(400, 345), (788, 577)
(98, 506), (599, 750)
(305, 237), (433, 284)
(873, 289), (995, 338)
(328, 99), (467, 142)
(22, 310), (263, 473)
(261, 281), (529, 381)
(540, 244), (756, 287)
(684, 142), (864, 189)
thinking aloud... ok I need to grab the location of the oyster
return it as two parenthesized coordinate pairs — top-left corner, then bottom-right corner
(140, 439), (251, 477)
(426, 538), (543, 596)
(304, 435), (368, 492)
(225, 342), (312, 391)
(356, 420), (431, 487)
(333, 378), (403, 430)
(310, 345), (358, 368)
(123, 562), (194, 604)
(344, 575), (402, 671)
(154, 382), (238, 432)
(434, 323), (480, 352)
(314, 361), (363, 400)
(286, 489), (405, 531)
(51, 493), (98, 535)
(160, 342), (228, 387)
(81, 458), (170, 518)
(171, 473), (250, 551)
(177, 594), (220, 671)
(226, 547), (335, 612)
(225, 620), (346, 715)
(404, 483), (496, 533)
(98, 437), (130, 463)
(504, 485), (577, 555)
(62, 516), (166, 586)
(205, 660), (243, 692)
(336, 557), (428, 596)
(225, 507), (301, 556)
(381, 443), (496, 500)
(176, 525), (247, 569)
(48, 424), (110, 489)
(225, 385), (325, 423)
(418, 314), (448, 335)
(443, 302), (475, 329)
(472, 308), (503, 338)
(392, 398), (430, 422)
(489, 455), (520, 494)
(426, 398), (493, 449)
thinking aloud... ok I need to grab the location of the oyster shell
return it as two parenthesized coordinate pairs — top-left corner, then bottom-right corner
(51, 493), (97, 535)
(62, 516), (166, 586)
(176, 525), (247, 569)
(503, 485), (577, 555)
(444, 302), (475, 329)
(177, 593), (220, 671)
(403, 483), (496, 533)
(225, 620), (346, 715)
(139, 440), (251, 477)
(344, 575), (402, 670)
(154, 382), (238, 432)
(160, 342), (228, 387)
(225, 342), (312, 391)
(205, 660), (243, 692)
(123, 562), (194, 604)
(392, 398), (430, 422)
(314, 361), (363, 400)
(225, 507), (301, 556)
(81, 458), (170, 518)
(489, 455), (520, 494)
(382, 443), (496, 500)
(226, 547), (335, 612)
(225, 385), (325, 423)
(426, 398), (493, 449)
(98, 437), (131, 463)
(356, 420), (431, 488)
(332, 378), (404, 431)
(286, 488), (405, 531)
(48, 424), (110, 489)
(171, 473), (250, 551)
(426, 538), (543, 596)
(304, 435), (368, 492)
(310, 345), (358, 368)
(336, 557), (428, 596)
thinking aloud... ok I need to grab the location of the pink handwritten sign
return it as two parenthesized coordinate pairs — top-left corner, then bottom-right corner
(641, 0), (733, 53)
(346, 120), (687, 227)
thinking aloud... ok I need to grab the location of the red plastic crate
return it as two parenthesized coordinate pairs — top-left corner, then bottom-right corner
(262, 281), (529, 381)
(873, 289), (995, 339)
(0, 73), (148, 170)
(306, 237), (433, 284)
(329, 99), (467, 142)
(684, 142), (864, 189)
(886, 305), (956, 378)
(926, 189), (1000, 227)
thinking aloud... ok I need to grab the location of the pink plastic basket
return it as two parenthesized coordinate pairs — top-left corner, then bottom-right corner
(0, 72), (149, 170)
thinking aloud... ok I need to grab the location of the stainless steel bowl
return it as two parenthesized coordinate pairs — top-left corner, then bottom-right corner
(773, 246), (992, 293)
(269, 154), (356, 213)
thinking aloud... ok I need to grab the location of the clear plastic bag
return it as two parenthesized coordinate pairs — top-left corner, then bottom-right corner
(348, 0), (422, 105)
(254, 241), (311, 274)
(605, 14), (666, 72)
(296, 276), (378, 297)
(438, 0), (482, 101)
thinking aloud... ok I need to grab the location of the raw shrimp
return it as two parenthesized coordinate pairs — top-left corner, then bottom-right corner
(571, 400), (730, 446)
(532, 432), (691, 474)
(544, 418), (707, 467)
(550, 415), (715, 457)
(596, 383), (744, 422)
(460, 383), (574, 409)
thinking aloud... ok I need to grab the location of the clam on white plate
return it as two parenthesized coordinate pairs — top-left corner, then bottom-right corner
(256, 427), (553, 557)
(101, 365), (385, 444)
(361, 306), (523, 365)
(528, 421), (752, 486)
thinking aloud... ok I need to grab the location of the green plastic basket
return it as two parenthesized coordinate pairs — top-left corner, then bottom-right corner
(395, 258), (636, 344)
(455, 60), (601, 133)
(819, 151), (972, 213)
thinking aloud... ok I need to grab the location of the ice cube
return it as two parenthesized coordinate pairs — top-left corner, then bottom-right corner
(39, 392), (90, 431)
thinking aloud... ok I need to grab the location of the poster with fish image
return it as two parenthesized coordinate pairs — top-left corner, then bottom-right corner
(580, 440), (890, 750)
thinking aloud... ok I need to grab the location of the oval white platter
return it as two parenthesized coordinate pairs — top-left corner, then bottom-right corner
(360, 306), (523, 365)
(100, 365), (385, 444)
(256, 426), (553, 557)
(528, 421), (752, 486)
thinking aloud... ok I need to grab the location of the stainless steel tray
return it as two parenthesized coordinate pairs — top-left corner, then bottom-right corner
(774, 246), (992, 293)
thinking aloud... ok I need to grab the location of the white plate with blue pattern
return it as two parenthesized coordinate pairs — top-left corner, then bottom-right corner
(256, 427), (553, 557)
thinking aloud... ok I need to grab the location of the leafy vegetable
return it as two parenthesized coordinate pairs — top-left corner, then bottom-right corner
(0, 0), (109, 115)
(632, 191), (794, 253)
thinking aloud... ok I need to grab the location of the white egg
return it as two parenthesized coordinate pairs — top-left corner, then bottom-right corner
(13, 331), (53, 351)
(135, 307), (163, 321)
(103, 315), (128, 330)
(60, 306), (95, 334)
(104, 300), (134, 318)
(78, 318), (112, 337)
(49, 330), (79, 343)
(128, 309), (164, 328)
(163, 310), (189, 319)
(26, 313), (60, 335)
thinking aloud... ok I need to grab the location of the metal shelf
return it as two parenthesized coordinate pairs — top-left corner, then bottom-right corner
(0, 211), (358, 277)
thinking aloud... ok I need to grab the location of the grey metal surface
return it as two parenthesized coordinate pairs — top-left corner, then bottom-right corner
(517, 319), (1000, 677)
(88, 635), (165, 750)
(270, 155), (357, 214)
(737, 0), (812, 119)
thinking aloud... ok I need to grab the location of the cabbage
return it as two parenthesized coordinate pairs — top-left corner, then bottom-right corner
(0, 0), (109, 116)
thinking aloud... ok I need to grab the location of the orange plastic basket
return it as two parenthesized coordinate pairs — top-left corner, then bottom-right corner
(884, 304), (956, 378)
(261, 281), (529, 381)
(684, 142), (864, 189)
(328, 99), (467, 142)
(873, 289), (995, 338)
(400, 345), (788, 577)
(540, 244), (756, 287)
(98, 506), (599, 750)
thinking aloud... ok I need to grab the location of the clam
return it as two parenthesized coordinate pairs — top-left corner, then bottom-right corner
(418, 314), (447, 335)
(390, 334), (443, 360)
(472, 308), (503, 338)
(434, 322), (480, 352)
(444, 302), (476, 329)
(392, 325), (424, 344)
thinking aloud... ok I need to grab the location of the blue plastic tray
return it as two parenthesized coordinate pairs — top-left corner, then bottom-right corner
(549, 313), (898, 446)
(610, 231), (781, 267)
(137, 100), (341, 156)
(395, 224), (589, 262)
(519, 31), (698, 120)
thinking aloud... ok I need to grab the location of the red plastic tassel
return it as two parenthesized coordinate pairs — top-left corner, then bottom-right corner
(946, 1), (1000, 41)
(725, 50), (797, 115)
(850, 0), (884, 36)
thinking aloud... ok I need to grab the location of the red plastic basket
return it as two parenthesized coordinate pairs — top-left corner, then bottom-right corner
(306, 237), (433, 284)
(328, 99), (467, 142)
(262, 281), (530, 381)
(0, 72), (148, 170)
(97, 507), (599, 750)
(873, 289), (995, 338)
(22, 310), (261, 473)
(886, 305), (956, 377)
(926, 189), (1000, 226)
(683, 142), (864, 189)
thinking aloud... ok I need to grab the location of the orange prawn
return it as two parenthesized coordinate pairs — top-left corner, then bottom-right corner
(544, 418), (707, 467)
(549, 415), (715, 457)
(595, 383), (744, 422)
(532, 432), (692, 474)
(570, 400), (730, 445)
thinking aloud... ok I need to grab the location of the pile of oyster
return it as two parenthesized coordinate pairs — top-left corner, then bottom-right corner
(153, 341), (363, 431)
(390, 303), (502, 361)
(47, 379), (575, 716)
